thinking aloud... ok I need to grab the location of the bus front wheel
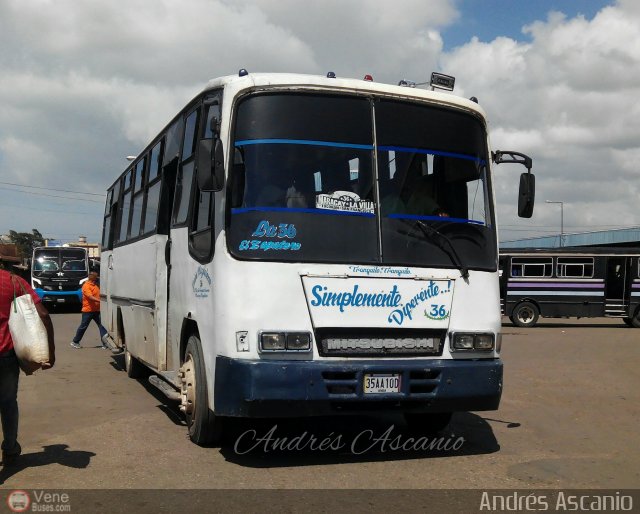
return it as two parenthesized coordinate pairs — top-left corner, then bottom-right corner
(180, 335), (223, 446)
(629, 310), (640, 328)
(511, 301), (540, 328)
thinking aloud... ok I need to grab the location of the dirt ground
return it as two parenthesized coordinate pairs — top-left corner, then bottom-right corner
(0, 313), (638, 510)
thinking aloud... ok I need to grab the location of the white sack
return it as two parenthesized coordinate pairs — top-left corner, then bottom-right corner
(9, 292), (49, 373)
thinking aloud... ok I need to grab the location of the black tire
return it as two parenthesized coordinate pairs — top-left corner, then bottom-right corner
(404, 412), (453, 434)
(125, 349), (148, 379)
(630, 310), (640, 328)
(622, 317), (633, 327)
(511, 301), (540, 328)
(182, 335), (223, 445)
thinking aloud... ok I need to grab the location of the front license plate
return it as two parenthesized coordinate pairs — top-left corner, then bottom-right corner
(364, 374), (401, 394)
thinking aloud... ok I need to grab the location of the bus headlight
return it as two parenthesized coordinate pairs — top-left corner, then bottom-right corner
(475, 334), (494, 350)
(450, 333), (494, 351)
(260, 333), (286, 351)
(286, 332), (311, 351)
(259, 331), (312, 352)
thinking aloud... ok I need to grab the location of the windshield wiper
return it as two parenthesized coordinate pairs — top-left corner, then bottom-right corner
(402, 219), (469, 279)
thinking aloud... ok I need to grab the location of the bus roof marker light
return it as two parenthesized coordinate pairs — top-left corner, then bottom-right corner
(239, 69), (249, 77)
(430, 72), (455, 91)
(327, 71), (336, 78)
(364, 74), (373, 81)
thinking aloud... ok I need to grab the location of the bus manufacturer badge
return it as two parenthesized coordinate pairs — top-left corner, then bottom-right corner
(192, 266), (212, 298)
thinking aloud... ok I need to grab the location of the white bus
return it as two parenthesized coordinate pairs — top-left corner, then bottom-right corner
(100, 71), (535, 445)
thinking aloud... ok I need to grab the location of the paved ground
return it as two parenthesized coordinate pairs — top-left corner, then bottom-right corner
(1, 313), (638, 495)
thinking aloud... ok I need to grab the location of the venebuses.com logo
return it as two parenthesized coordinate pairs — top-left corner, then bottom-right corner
(6, 490), (71, 512)
(6, 490), (30, 513)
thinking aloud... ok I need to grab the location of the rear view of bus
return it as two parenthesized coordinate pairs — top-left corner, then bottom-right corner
(101, 71), (534, 445)
(31, 246), (89, 307)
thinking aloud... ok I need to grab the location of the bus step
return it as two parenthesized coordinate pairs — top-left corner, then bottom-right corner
(148, 374), (181, 401)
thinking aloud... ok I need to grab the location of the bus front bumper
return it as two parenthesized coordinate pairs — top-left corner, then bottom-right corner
(214, 356), (502, 417)
(35, 288), (82, 303)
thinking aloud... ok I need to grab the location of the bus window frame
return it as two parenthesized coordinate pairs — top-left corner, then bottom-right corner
(188, 92), (222, 264)
(171, 105), (200, 228)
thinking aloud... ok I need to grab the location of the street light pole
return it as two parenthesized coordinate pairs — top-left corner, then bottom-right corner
(546, 200), (564, 247)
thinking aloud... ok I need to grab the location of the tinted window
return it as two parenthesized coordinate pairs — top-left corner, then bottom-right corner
(143, 181), (161, 233)
(557, 257), (594, 278)
(130, 194), (144, 238)
(174, 162), (194, 225)
(511, 257), (553, 277)
(182, 110), (198, 161)
(118, 191), (132, 242)
(229, 93), (377, 264)
(149, 141), (163, 182)
(134, 158), (146, 192)
(376, 99), (494, 270)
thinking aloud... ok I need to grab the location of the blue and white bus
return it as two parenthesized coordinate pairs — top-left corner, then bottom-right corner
(100, 71), (535, 444)
(31, 246), (89, 306)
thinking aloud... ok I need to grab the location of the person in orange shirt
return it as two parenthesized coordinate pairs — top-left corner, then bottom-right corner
(70, 271), (115, 351)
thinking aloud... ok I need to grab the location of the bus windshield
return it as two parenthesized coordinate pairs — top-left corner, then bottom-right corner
(33, 248), (88, 274)
(228, 92), (496, 270)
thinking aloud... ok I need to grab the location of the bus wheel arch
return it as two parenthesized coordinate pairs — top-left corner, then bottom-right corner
(511, 300), (540, 328)
(179, 333), (222, 445)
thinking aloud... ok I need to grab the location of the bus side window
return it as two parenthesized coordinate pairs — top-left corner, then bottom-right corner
(189, 95), (220, 263)
(142, 140), (164, 235)
(172, 108), (199, 226)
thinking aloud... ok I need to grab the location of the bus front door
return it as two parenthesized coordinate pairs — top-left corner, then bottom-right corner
(605, 257), (631, 315)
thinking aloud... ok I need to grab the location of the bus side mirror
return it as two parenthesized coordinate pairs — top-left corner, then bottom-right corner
(518, 172), (535, 218)
(493, 150), (535, 219)
(196, 138), (225, 192)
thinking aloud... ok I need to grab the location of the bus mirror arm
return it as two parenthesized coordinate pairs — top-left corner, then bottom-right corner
(196, 138), (225, 192)
(492, 150), (535, 219)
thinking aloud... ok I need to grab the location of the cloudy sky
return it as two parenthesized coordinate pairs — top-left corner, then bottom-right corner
(0, 0), (637, 245)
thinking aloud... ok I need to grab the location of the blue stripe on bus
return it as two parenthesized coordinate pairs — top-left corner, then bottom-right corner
(387, 213), (485, 225)
(234, 139), (373, 150)
(233, 140), (485, 165)
(378, 146), (486, 165)
(231, 207), (375, 217)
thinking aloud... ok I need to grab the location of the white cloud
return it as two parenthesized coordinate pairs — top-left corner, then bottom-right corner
(442, 2), (640, 240)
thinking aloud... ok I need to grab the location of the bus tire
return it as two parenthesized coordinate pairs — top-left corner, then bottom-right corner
(622, 317), (633, 327)
(511, 301), (539, 328)
(181, 335), (223, 446)
(630, 310), (640, 328)
(125, 350), (148, 379)
(404, 412), (453, 434)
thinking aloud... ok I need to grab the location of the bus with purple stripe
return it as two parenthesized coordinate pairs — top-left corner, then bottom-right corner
(499, 247), (640, 327)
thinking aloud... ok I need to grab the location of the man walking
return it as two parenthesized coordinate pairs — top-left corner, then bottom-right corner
(70, 271), (115, 351)
(0, 267), (55, 467)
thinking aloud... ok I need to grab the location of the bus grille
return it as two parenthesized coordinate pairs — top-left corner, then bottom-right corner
(315, 328), (445, 357)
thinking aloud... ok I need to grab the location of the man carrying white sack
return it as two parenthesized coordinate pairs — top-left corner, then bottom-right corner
(0, 266), (55, 467)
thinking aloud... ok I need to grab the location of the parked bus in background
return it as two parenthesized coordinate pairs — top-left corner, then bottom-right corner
(100, 70), (535, 445)
(31, 246), (89, 307)
(500, 247), (640, 327)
